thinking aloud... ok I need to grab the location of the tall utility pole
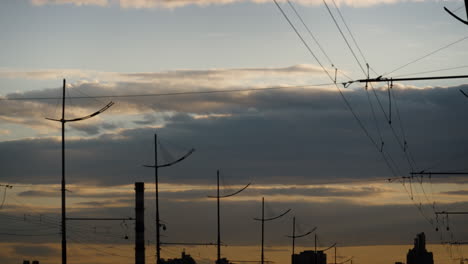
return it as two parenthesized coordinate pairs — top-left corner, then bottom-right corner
(46, 79), (113, 264)
(144, 134), (195, 264)
(335, 245), (337, 264)
(254, 197), (291, 264)
(287, 216), (316, 261)
(208, 170), (250, 264)
(315, 234), (317, 264)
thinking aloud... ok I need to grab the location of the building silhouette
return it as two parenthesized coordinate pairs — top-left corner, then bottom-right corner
(161, 251), (196, 264)
(292, 250), (327, 264)
(407, 233), (434, 264)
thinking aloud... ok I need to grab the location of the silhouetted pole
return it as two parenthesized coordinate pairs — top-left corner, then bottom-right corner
(208, 170), (250, 264)
(335, 245), (337, 264)
(287, 217), (315, 264)
(292, 217), (295, 256)
(253, 197), (291, 264)
(315, 234), (317, 264)
(135, 182), (145, 264)
(144, 134), (195, 264)
(155, 134), (160, 264)
(61, 79), (66, 264)
(46, 79), (113, 264)
(261, 197), (265, 264)
(217, 170), (221, 264)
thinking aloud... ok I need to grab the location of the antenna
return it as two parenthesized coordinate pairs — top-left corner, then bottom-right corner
(45, 79), (113, 264)
(254, 197), (291, 264)
(208, 170), (250, 264)
(143, 133), (195, 264)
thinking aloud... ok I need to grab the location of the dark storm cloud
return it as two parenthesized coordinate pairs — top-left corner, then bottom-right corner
(1, 85), (468, 186)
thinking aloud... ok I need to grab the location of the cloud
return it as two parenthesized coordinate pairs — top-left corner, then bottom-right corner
(13, 244), (59, 257)
(31, 0), (108, 6)
(0, 64), (330, 136)
(29, 0), (420, 9)
(0, 65), (325, 83)
(441, 190), (468, 196)
(1, 82), (468, 187)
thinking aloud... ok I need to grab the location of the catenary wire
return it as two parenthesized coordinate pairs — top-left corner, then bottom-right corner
(384, 34), (468, 76)
(321, 0), (367, 75)
(287, 0), (335, 67)
(329, 0), (379, 76)
(273, 0), (400, 178)
(317, 0), (418, 172)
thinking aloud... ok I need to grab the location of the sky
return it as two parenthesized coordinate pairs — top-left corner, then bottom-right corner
(1, 0), (468, 263)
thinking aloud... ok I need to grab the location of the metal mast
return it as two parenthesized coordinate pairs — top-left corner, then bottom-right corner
(254, 197), (291, 264)
(46, 79), (114, 264)
(208, 170), (250, 264)
(144, 134), (195, 264)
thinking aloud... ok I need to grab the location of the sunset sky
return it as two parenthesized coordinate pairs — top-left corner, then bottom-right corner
(1, 0), (468, 263)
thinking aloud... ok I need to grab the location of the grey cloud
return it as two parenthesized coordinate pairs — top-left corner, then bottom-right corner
(17, 190), (59, 198)
(251, 186), (386, 197)
(160, 186), (385, 200)
(0, 65), (329, 131)
(70, 121), (119, 136)
(1, 85), (468, 187)
(14, 185), (386, 203)
(13, 244), (59, 257)
(76, 200), (118, 207)
(3, 189), (467, 246)
(441, 190), (468, 196)
(17, 189), (133, 199)
(19, 199), (465, 246)
(30, 0), (423, 8)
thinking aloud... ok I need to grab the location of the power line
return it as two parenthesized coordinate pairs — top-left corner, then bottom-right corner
(329, 0), (379, 76)
(0, 83), (333, 101)
(286, 0), (335, 67)
(321, 0), (366, 75)
(318, 0), (417, 175)
(383, 34), (468, 76)
(272, 0), (400, 179)
(393, 65), (468, 78)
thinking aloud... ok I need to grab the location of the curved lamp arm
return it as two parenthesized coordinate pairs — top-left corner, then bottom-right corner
(254, 209), (291, 222)
(208, 183), (251, 199)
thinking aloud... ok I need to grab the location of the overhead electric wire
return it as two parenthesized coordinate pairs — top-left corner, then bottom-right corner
(317, 0), (419, 173)
(329, 0), (379, 76)
(273, 0), (400, 178)
(287, 0), (335, 67)
(389, 87), (418, 169)
(365, 84), (385, 151)
(68, 236), (133, 258)
(393, 65), (468, 78)
(0, 83), (334, 101)
(323, 0), (434, 174)
(321, 0), (367, 75)
(275, 1), (437, 230)
(384, 34), (468, 77)
(0, 186), (9, 209)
